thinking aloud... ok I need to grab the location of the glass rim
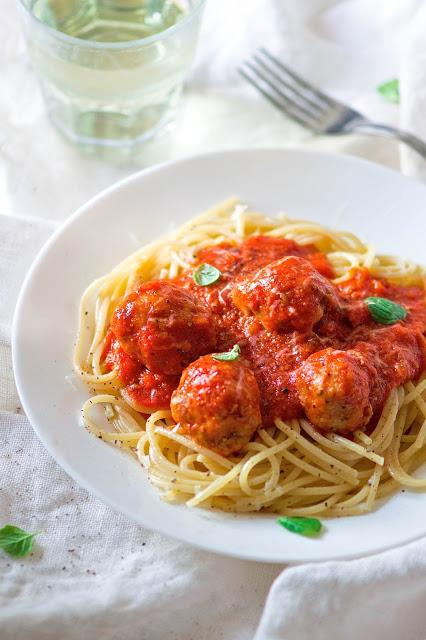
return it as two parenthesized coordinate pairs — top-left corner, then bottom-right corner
(17, 0), (206, 49)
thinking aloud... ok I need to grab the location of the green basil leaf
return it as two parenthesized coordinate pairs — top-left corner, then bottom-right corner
(0, 525), (40, 558)
(377, 79), (400, 104)
(212, 344), (241, 361)
(365, 296), (407, 325)
(193, 263), (221, 286)
(277, 516), (322, 537)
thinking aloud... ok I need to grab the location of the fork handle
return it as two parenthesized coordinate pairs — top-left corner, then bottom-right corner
(350, 121), (426, 160)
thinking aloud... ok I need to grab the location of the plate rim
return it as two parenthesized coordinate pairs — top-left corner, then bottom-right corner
(11, 147), (426, 564)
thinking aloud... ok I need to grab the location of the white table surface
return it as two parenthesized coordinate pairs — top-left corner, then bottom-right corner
(2, 1), (422, 639)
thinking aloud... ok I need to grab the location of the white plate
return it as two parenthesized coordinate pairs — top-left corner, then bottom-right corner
(12, 149), (426, 564)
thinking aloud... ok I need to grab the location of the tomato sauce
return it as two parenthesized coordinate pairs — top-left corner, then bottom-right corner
(103, 236), (426, 431)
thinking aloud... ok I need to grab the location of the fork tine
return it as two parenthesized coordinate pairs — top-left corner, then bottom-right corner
(259, 48), (338, 109)
(244, 61), (318, 122)
(238, 66), (318, 130)
(252, 52), (325, 116)
(245, 61), (315, 125)
(243, 61), (319, 125)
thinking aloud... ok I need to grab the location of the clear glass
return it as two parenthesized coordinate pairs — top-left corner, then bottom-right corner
(18, 0), (205, 148)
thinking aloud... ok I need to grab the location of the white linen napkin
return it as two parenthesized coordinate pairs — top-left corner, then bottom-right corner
(2, 0), (426, 639)
(255, 539), (426, 640)
(192, 0), (426, 181)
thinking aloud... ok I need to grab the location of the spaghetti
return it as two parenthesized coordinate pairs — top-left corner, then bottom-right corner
(74, 199), (426, 516)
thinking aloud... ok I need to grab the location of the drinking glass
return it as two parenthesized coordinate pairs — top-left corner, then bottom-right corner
(17, 0), (206, 148)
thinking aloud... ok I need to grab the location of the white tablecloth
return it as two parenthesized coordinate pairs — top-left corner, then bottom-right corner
(2, 1), (426, 639)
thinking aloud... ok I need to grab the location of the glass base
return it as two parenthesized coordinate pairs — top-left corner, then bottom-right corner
(42, 83), (182, 149)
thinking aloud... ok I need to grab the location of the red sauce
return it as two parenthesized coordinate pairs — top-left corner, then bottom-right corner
(104, 331), (179, 410)
(103, 236), (426, 433)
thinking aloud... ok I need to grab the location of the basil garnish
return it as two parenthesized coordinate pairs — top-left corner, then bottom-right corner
(377, 79), (399, 104)
(212, 344), (241, 361)
(0, 525), (40, 558)
(365, 296), (407, 325)
(193, 263), (221, 286)
(277, 516), (322, 537)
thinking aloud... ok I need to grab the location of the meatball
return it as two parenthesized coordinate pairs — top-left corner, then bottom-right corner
(232, 255), (338, 334)
(295, 348), (374, 432)
(111, 281), (216, 375)
(170, 355), (261, 456)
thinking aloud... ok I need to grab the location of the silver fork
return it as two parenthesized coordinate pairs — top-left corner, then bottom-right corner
(239, 48), (426, 160)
